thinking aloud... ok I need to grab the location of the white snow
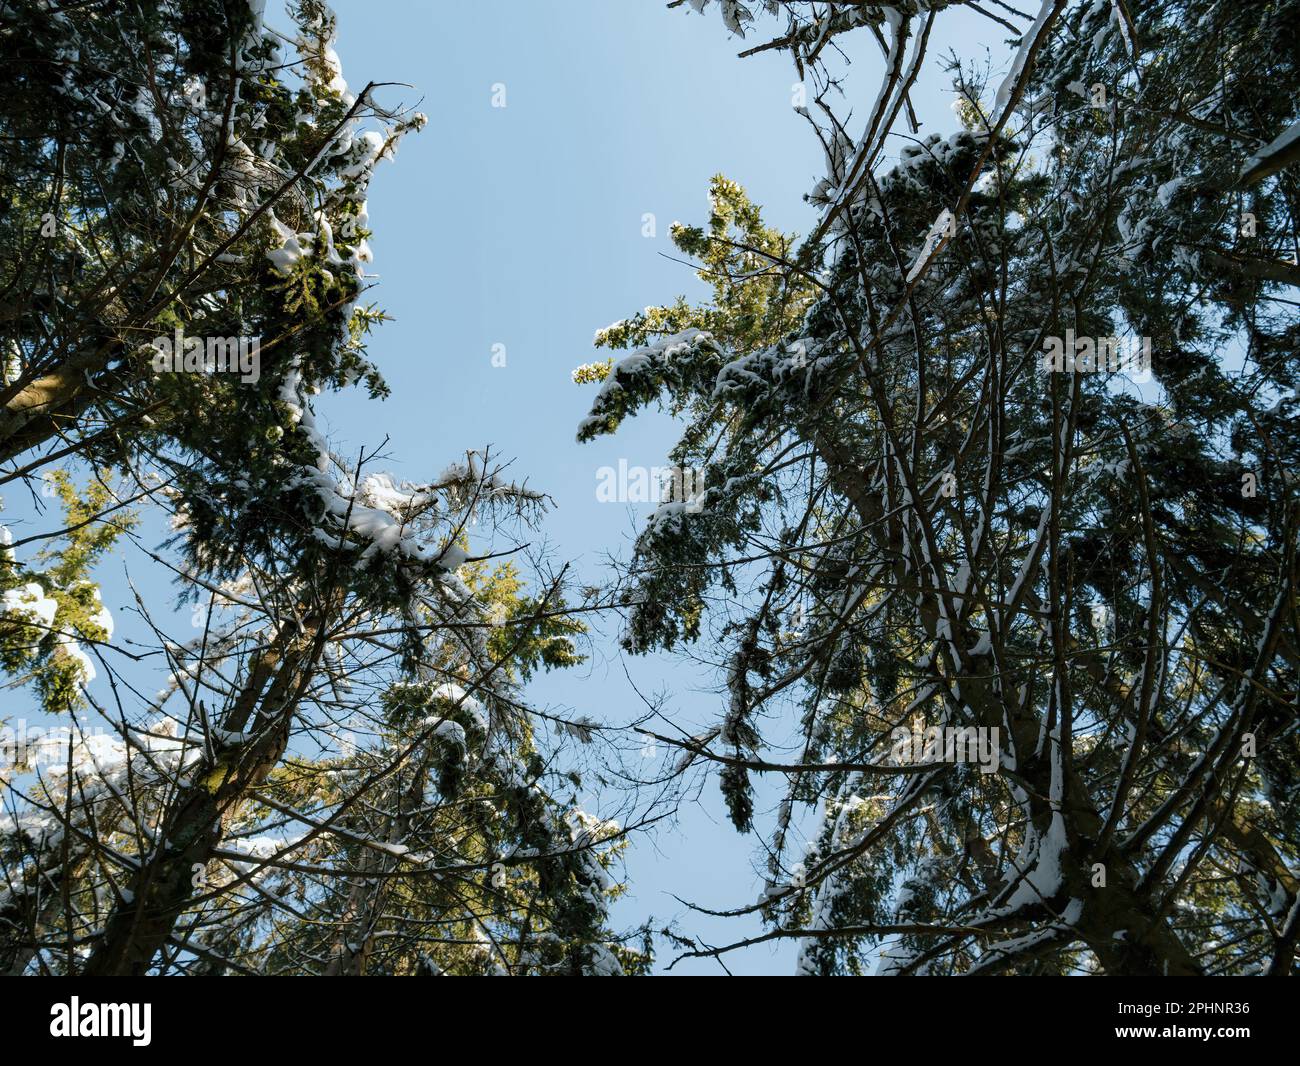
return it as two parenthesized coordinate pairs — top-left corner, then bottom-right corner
(994, 0), (1057, 119)
(0, 582), (58, 629)
(906, 209), (955, 283)
(1241, 118), (1300, 180)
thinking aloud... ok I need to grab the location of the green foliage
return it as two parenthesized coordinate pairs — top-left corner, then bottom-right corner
(0, 472), (134, 713)
(0, 1), (634, 979)
(584, 0), (1300, 974)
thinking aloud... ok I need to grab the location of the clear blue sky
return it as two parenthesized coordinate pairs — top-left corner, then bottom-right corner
(308, 0), (997, 974)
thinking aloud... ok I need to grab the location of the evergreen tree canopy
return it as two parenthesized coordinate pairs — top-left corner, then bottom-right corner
(1, 0), (644, 977)
(577, 0), (1299, 975)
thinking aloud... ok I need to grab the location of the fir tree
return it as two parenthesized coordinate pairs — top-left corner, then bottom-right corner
(578, 0), (1298, 975)
(1, 0), (644, 977)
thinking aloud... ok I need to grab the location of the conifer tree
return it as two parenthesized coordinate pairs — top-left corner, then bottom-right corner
(2, 0), (642, 977)
(579, 0), (1298, 974)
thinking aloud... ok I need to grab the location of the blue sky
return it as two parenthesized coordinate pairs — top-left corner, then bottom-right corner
(305, 0), (998, 974)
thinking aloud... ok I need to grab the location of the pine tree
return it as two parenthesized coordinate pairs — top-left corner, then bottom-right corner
(578, 0), (1298, 974)
(1, 0), (643, 977)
